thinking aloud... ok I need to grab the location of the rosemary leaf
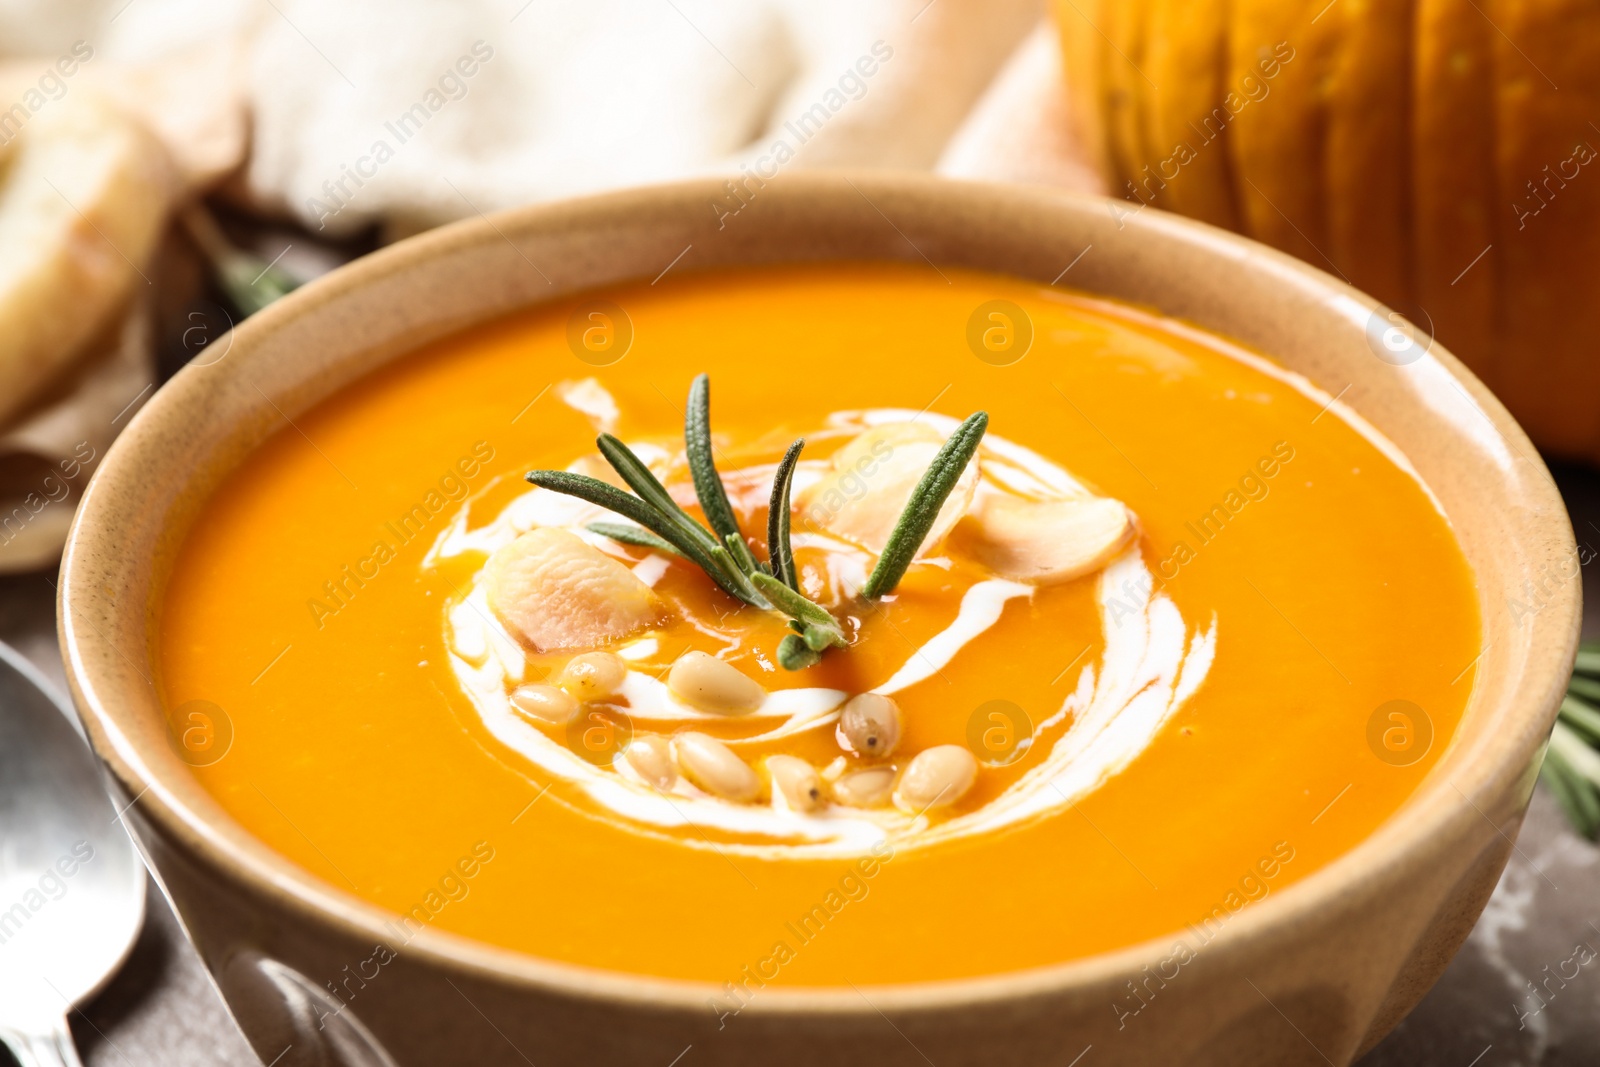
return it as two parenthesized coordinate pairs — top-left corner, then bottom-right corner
(1561, 693), (1600, 744)
(777, 634), (822, 671)
(592, 435), (766, 603)
(801, 624), (839, 652)
(524, 470), (757, 605)
(750, 573), (836, 632)
(1572, 767), (1600, 835)
(767, 438), (804, 590)
(708, 544), (769, 607)
(1552, 717), (1600, 788)
(1549, 641), (1600, 839)
(686, 374), (761, 575)
(587, 522), (681, 556)
(749, 573), (845, 648)
(595, 434), (720, 555)
(180, 204), (300, 318)
(525, 469), (666, 532)
(1549, 722), (1600, 834)
(1541, 750), (1598, 839)
(1569, 674), (1600, 704)
(861, 411), (989, 599)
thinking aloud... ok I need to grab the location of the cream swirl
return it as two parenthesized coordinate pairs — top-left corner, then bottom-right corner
(429, 393), (1215, 857)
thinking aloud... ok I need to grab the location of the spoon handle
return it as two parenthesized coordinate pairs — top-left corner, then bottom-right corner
(1, 1019), (85, 1067)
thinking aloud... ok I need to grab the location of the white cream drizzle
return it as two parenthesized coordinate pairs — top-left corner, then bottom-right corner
(919, 551), (1216, 847)
(430, 386), (1217, 858)
(554, 377), (619, 434)
(873, 579), (1035, 696)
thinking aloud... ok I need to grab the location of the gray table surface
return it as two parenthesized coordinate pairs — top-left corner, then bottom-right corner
(7, 462), (1600, 1067)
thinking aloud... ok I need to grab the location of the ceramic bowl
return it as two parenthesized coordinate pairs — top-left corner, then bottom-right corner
(58, 174), (1579, 1067)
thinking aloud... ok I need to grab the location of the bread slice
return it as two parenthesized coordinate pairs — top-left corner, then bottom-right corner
(0, 90), (171, 428)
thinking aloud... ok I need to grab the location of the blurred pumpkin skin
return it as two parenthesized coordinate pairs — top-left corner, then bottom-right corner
(1056, 0), (1600, 460)
(1147, 0), (1243, 229)
(1227, 0), (1336, 269)
(1324, 0), (1414, 302)
(1412, 0), (1496, 375)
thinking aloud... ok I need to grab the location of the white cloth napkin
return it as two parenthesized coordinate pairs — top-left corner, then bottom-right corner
(0, 0), (1043, 571)
(1, 0), (1039, 232)
(245, 0), (1040, 235)
(937, 20), (1103, 195)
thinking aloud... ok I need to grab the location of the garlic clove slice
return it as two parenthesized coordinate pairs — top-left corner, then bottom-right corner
(799, 423), (978, 555)
(952, 493), (1135, 585)
(486, 527), (661, 651)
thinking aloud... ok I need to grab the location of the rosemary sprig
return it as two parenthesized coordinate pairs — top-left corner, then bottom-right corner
(526, 377), (847, 669)
(179, 204), (301, 317)
(526, 377), (988, 668)
(860, 411), (989, 598)
(1542, 640), (1600, 839)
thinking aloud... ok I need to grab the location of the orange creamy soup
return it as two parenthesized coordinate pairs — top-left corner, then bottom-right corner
(159, 262), (1479, 987)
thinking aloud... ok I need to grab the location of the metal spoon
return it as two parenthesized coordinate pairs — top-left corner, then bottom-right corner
(0, 640), (145, 1065)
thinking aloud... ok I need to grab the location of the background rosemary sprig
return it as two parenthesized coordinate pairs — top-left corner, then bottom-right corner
(860, 411), (988, 598)
(1542, 640), (1600, 838)
(180, 203), (301, 317)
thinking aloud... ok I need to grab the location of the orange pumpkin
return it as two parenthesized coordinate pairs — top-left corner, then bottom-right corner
(1056, 0), (1600, 461)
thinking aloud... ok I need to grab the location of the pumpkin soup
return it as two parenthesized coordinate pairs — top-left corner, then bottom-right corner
(157, 262), (1479, 986)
